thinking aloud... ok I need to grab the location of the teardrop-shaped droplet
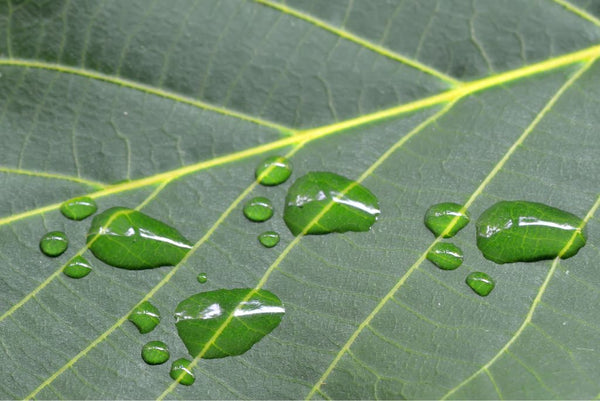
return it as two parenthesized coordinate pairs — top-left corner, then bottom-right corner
(40, 231), (68, 257)
(427, 243), (463, 270)
(60, 196), (98, 221)
(170, 358), (195, 386)
(258, 231), (280, 248)
(255, 156), (293, 186)
(476, 201), (586, 264)
(87, 207), (192, 270)
(243, 197), (274, 222)
(424, 202), (470, 238)
(174, 288), (284, 359)
(466, 272), (495, 296)
(63, 255), (93, 278)
(141, 341), (170, 365)
(197, 273), (208, 284)
(128, 301), (160, 334)
(283, 172), (380, 236)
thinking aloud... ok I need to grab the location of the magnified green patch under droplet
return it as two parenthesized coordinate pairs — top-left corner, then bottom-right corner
(129, 301), (160, 334)
(466, 272), (495, 296)
(258, 231), (280, 248)
(40, 231), (69, 257)
(60, 196), (97, 220)
(141, 341), (170, 365)
(243, 197), (274, 222)
(427, 243), (463, 270)
(63, 255), (93, 278)
(424, 202), (470, 238)
(255, 156), (292, 186)
(170, 358), (195, 386)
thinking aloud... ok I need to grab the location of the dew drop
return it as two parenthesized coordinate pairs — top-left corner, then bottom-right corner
(466, 272), (495, 296)
(258, 231), (280, 248)
(243, 197), (274, 222)
(170, 358), (195, 386)
(141, 341), (170, 365)
(128, 301), (160, 334)
(63, 255), (92, 278)
(197, 272), (208, 284)
(283, 172), (380, 236)
(87, 207), (192, 270)
(60, 196), (97, 221)
(476, 201), (586, 264)
(424, 202), (470, 238)
(255, 156), (292, 186)
(427, 243), (463, 270)
(39, 231), (68, 257)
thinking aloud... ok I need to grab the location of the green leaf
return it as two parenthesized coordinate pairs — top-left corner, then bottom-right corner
(1, 1), (600, 399)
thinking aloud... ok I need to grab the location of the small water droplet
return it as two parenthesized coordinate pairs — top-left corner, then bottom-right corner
(476, 201), (586, 263)
(283, 172), (380, 236)
(63, 255), (92, 278)
(170, 358), (195, 386)
(258, 231), (280, 248)
(427, 243), (463, 270)
(243, 197), (274, 222)
(255, 156), (292, 186)
(466, 272), (495, 296)
(197, 272), (207, 284)
(141, 341), (170, 365)
(40, 231), (68, 257)
(128, 301), (160, 334)
(60, 196), (97, 221)
(424, 202), (470, 238)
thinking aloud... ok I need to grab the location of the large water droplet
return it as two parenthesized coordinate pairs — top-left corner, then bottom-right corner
(60, 196), (97, 221)
(40, 231), (68, 257)
(466, 272), (495, 296)
(283, 172), (380, 236)
(87, 207), (192, 269)
(258, 231), (280, 248)
(424, 202), (470, 238)
(427, 243), (463, 270)
(170, 358), (195, 386)
(476, 201), (586, 264)
(129, 301), (160, 334)
(141, 341), (170, 365)
(174, 288), (284, 359)
(63, 255), (92, 278)
(243, 197), (274, 222)
(255, 156), (292, 186)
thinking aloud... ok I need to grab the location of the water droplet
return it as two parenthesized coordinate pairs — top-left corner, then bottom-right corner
(197, 273), (207, 284)
(87, 207), (192, 269)
(39, 231), (68, 257)
(283, 172), (380, 236)
(466, 272), (495, 296)
(258, 231), (280, 248)
(427, 243), (463, 270)
(424, 202), (470, 238)
(174, 288), (284, 359)
(170, 358), (195, 386)
(141, 341), (170, 365)
(128, 301), (160, 334)
(255, 156), (292, 186)
(243, 197), (274, 222)
(63, 255), (92, 278)
(476, 201), (586, 264)
(60, 196), (97, 221)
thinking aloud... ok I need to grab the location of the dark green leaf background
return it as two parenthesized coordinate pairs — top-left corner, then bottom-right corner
(1, 0), (600, 399)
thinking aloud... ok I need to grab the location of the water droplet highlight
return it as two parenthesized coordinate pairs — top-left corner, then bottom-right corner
(476, 201), (586, 264)
(258, 231), (280, 248)
(128, 301), (160, 334)
(255, 156), (292, 186)
(170, 358), (195, 386)
(60, 196), (97, 221)
(87, 207), (192, 269)
(174, 288), (284, 359)
(427, 243), (463, 270)
(141, 341), (170, 365)
(39, 231), (68, 257)
(283, 172), (380, 236)
(243, 197), (274, 222)
(466, 272), (495, 296)
(424, 202), (470, 238)
(197, 273), (207, 284)
(63, 255), (92, 278)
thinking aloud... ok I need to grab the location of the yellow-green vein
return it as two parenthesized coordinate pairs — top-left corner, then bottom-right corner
(552, 0), (600, 27)
(0, 166), (105, 189)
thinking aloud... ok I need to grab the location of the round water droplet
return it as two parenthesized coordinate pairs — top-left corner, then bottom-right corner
(258, 231), (280, 248)
(128, 301), (160, 334)
(243, 197), (274, 222)
(63, 255), (92, 278)
(197, 273), (207, 284)
(466, 272), (495, 297)
(427, 243), (463, 270)
(283, 172), (380, 236)
(255, 156), (292, 186)
(60, 196), (97, 220)
(170, 358), (195, 386)
(141, 341), (170, 365)
(424, 202), (470, 238)
(39, 231), (68, 257)
(476, 201), (587, 264)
